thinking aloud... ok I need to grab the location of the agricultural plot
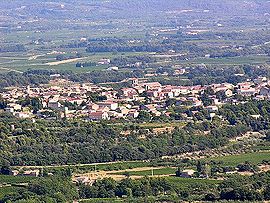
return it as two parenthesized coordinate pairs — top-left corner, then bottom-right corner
(0, 175), (37, 184)
(0, 175), (38, 199)
(0, 51), (148, 73)
(111, 167), (177, 176)
(179, 55), (270, 66)
(205, 151), (270, 166)
(165, 176), (222, 189)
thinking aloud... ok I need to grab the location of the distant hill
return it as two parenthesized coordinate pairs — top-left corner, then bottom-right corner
(1, 0), (269, 19)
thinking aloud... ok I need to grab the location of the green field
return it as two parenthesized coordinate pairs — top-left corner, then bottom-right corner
(179, 55), (270, 66)
(0, 51), (148, 73)
(112, 167), (177, 176)
(0, 175), (37, 184)
(205, 151), (270, 166)
(28, 161), (153, 174)
(88, 161), (152, 172)
(0, 175), (36, 199)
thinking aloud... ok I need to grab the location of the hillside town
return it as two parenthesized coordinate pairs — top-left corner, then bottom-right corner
(1, 75), (269, 121)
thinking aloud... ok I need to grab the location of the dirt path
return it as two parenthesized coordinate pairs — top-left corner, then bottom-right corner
(46, 57), (86, 66)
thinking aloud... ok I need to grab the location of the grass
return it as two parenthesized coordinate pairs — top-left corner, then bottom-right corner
(165, 176), (222, 190)
(0, 175), (33, 199)
(0, 175), (37, 184)
(166, 176), (222, 184)
(0, 51), (149, 73)
(112, 167), (176, 176)
(90, 161), (151, 172)
(205, 151), (270, 166)
(32, 161), (153, 173)
(179, 55), (270, 66)
(251, 142), (270, 151)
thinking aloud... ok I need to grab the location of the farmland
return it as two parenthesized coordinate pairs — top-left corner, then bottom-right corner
(111, 167), (177, 176)
(0, 175), (38, 199)
(206, 151), (270, 167)
(0, 51), (149, 74)
(0, 175), (37, 184)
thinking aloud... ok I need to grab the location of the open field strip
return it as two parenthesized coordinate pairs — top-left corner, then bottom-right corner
(205, 151), (270, 166)
(45, 57), (87, 66)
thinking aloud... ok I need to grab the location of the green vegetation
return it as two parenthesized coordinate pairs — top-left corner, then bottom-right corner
(112, 167), (176, 176)
(165, 176), (222, 190)
(0, 175), (37, 184)
(206, 151), (270, 167)
(0, 186), (26, 199)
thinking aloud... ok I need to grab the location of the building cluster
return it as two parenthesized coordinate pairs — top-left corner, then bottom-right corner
(1, 76), (270, 121)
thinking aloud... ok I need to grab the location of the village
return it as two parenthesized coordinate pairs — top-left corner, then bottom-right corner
(1, 71), (270, 122)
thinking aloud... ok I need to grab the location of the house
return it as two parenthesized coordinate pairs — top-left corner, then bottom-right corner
(119, 107), (129, 115)
(121, 88), (137, 96)
(180, 169), (195, 178)
(140, 104), (157, 111)
(23, 170), (40, 177)
(260, 86), (270, 97)
(74, 176), (90, 184)
(134, 86), (145, 94)
(237, 87), (257, 96)
(141, 82), (162, 90)
(97, 101), (118, 110)
(224, 89), (233, 97)
(66, 97), (85, 105)
(127, 109), (139, 118)
(174, 69), (186, 75)
(14, 112), (31, 119)
(87, 103), (99, 111)
(121, 88), (138, 100)
(205, 105), (219, 112)
(109, 111), (124, 119)
(5, 107), (14, 113)
(146, 90), (159, 98)
(98, 59), (110, 65)
(7, 103), (22, 111)
(107, 66), (119, 71)
(254, 76), (267, 84)
(97, 106), (110, 112)
(130, 78), (139, 86)
(250, 115), (261, 119)
(238, 82), (253, 89)
(11, 170), (19, 176)
(151, 110), (162, 117)
(187, 97), (202, 107)
(162, 90), (174, 98)
(89, 111), (109, 120)
(48, 100), (61, 109)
